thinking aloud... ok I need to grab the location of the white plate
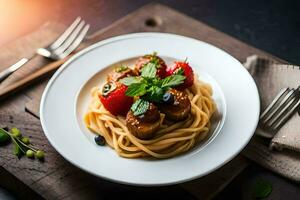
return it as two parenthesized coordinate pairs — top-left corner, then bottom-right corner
(40, 33), (260, 186)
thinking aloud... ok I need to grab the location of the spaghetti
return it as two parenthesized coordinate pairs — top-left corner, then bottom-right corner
(84, 76), (215, 159)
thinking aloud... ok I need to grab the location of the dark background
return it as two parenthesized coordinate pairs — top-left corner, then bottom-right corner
(0, 0), (299, 64)
(0, 0), (299, 199)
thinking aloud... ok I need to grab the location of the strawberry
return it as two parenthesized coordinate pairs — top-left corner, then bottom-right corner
(166, 61), (194, 89)
(99, 82), (133, 116)
(135, 54), (167, 79)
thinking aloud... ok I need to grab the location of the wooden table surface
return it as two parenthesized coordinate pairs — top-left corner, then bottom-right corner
(0, 1), (299, 200)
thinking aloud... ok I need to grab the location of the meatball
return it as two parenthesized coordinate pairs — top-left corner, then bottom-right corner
(126, 103), (161, 140)
(159, 89), (191, 121)
(107, 66), (138, 82)
(135, 54), (167, 78)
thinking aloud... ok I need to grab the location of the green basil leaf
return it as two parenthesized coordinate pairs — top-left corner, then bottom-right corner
(141, 63), (157, 78)
(131, 99), (142, 112)
(131, 99), (150, 116)
(161, 75), (186, 88)
(125, 83), (147, 97)
(253, 180), (273, 199)
(175, 68), (184, 75)
(143, 86), (164, 102)
(0, 128), (10, 144)
(119, 76), (142, 86)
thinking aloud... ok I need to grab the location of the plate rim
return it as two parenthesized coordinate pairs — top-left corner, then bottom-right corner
(40, 32), (260, 186)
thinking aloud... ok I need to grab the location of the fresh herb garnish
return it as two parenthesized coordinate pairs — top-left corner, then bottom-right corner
(161, 75), (186, 88)
(175, 68), (184, 75)
(125, 83), (148, 97)
(0, 127), (45, 160)
(131, 99), (150, 116)
(252, 179), (273, 199)
(0, 128), (10, 143)
(119, 55), (186, 116)
(142, 86), (164, 102)
(121, 64), (185, 102)
(141, 52), (161, 70)
(115, 65), (128, 73)
(119, 76), (142, 86)
(141, 62), (157, 78)
(120, 63), (185, 116)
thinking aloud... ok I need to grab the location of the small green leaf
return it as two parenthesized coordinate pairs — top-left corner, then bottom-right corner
(0, 128), (10, 144)
(125, 83), (147, 97)
(131, 99), (142, 113)
(161, 75), (186, 88)
(13, 143), (21, 157)
(141, 63), (157, 78)
(143, 86), (164, 102)
(175, 68), (184, 75)
(253, 179), (273, 199)
(115, 65), (128, 72)
(150, 56), (161, 68)
(131, 99), (150, 116)
(119, 76), (142, 86)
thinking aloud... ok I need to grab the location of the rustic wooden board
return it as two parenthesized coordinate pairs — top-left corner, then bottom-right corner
(0, 3), (283, 199)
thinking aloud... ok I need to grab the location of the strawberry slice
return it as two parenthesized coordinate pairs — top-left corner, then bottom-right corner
(99, 82), (133, 116)
(166, 61), (194, 89)
(135, 54), (167, 79)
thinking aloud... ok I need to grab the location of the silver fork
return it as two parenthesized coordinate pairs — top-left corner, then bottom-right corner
(258, 86), (300, 138)
(0, 17), (90, 82)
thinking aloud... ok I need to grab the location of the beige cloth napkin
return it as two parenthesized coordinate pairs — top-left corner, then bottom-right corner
(242, 55), (300, 182)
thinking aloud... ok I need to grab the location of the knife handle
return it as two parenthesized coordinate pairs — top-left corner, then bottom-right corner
(0, 58), (29, 83)
(0, 56), (69, 100)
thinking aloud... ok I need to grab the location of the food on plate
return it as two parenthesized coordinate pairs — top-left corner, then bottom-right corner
(107, 65), (138, 82)
(99, 82), (133, 116)
(84, 52), (215, 159)
(159, 89), (191, 121)
(126, 101), (161, 140)
(135, 52), (167, 78)
(166, 60), (194, 89)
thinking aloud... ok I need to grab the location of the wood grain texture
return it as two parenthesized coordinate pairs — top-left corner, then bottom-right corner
(181, 156), (249, 200)
(0, 3), (285, 200)
(0, 166), (43, 199)
(0, 22), (66, 88)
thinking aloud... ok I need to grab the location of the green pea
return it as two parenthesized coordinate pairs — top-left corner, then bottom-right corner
(35, 150), (45, 160)
(11, 127), (21, 138)
(21, 137), (30, 144)
(26, 150), (34, 158)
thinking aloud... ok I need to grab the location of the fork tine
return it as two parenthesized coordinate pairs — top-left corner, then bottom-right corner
(56, 24), (90, 59)
(272, 98), (300, 130)
(267, 91), (297, 126)
(50, 17), (81, 50)
(263, 89), (296, 124)
(53, 20), (86, 55)
(260, 88), (290, 122)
